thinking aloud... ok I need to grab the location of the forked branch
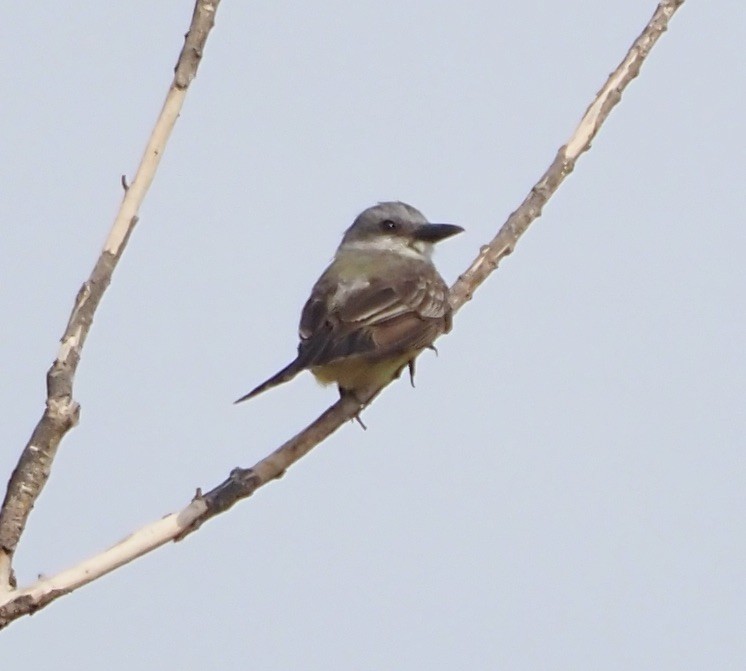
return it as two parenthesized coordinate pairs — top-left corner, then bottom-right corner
(0, 0), (684, 629)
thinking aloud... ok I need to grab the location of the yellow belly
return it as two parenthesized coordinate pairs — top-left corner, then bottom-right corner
(311, 354), (413, 391)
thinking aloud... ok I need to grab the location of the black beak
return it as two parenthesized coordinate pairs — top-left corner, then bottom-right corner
(413, 223), (464, 243)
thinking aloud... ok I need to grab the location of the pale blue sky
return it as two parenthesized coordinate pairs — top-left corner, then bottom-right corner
(2, 1), (745, 668)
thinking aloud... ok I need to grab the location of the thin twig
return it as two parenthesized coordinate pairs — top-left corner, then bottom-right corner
(0, 0), (221, 594)
(0, 0), (684, 629)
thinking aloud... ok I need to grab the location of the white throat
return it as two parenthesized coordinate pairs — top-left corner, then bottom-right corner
(338, 236), (433, 260)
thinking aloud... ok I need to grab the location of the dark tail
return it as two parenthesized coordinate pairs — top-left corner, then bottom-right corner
(234, 359), (304, 404)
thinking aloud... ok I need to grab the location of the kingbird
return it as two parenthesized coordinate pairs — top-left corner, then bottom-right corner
(235, 201), (463, 404)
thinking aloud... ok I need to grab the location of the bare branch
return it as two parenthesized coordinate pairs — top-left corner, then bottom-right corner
(0, 0), (685, 628)
(0, 0), (221, 594)
(450, 0), (685, 311)
(0, 395), (364, 627)
(0, 500), (209, 624)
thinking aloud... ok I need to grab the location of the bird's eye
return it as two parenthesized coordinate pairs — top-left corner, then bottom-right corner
(380, 219), (397, 232)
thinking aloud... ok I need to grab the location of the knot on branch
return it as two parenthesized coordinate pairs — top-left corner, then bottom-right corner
(46, 397), (80, 430)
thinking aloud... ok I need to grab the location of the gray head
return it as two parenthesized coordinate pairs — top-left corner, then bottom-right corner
(339, 201), (463, 257)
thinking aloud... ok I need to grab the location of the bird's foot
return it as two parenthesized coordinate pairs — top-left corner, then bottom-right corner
(338, 385), (368, 430)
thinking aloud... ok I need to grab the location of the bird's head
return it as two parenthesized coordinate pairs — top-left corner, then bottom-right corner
(339, 201), (463, 259)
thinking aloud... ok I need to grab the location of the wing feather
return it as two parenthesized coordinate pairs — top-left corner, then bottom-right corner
(295, 259), (451, 370)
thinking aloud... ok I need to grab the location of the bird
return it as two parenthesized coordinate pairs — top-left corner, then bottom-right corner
(235, 201), (463, 405)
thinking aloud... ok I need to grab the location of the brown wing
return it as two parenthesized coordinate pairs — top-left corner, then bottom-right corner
(296, 266), (451, 369)
(235, 262), (451, 403)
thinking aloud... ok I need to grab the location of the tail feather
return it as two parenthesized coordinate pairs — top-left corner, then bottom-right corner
(234, 359), (304, 404)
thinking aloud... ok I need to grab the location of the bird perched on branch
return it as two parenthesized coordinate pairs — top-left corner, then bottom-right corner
(235, 201), (463, 405)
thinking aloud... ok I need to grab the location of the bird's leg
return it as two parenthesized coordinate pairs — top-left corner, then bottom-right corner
(390, 361), (415, 388)
(338, 385), (368, 430)
(427, 344), (439, 356)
